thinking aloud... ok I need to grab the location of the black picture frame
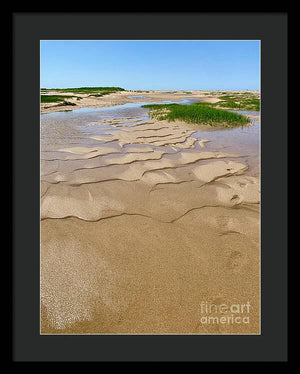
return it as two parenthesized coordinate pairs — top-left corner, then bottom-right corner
(12, 12), (288, 362)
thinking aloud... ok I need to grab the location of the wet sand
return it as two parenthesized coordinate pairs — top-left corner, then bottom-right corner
(40, 95), (260, 334)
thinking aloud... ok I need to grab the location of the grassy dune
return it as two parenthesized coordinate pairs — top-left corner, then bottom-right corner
(201, 92), (260, 111)
(142, 103), (249, 127)
(48, 87), (125, 95)
(215, 93), (260, 111)
(40, 95), (78, 107)
(41, 87), (125, 103)
(40, 95), (81, 103)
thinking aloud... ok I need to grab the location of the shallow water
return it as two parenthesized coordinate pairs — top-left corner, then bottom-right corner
(41, 101), (260, 175)
(40, 99), (196, 148)
(192, 111), (260, 175)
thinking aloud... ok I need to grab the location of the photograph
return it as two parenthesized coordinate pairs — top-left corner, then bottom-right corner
(40, 40), (261, 335)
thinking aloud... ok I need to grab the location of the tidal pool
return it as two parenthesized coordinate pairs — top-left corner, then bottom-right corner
(41, 101), (259, 175)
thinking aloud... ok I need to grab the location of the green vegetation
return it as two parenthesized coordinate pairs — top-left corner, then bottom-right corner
(49, 86), (125, 94)
(40, 95), (78, 106)
(40, 95), (81, 103)
(41, 87), (125, 100)
(214, 93), (260, 111)
(142, 102), (249, 127)
(200, 92), (260, 111)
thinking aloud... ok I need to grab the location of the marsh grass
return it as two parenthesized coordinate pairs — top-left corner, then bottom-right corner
(40, 95), (81, 103)
(50, 86), (125, 94)
(213, 93), (260, 111)
(41, 95), (78, 108)
(41, 87), (125, 101)
(200, 92), (260, 111)
(142, 103), (249, 127)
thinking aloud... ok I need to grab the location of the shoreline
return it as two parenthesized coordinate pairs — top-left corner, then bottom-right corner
(40, 90), (260, 114)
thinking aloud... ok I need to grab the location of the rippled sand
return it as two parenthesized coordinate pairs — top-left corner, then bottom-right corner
(40, 106), (260, 334)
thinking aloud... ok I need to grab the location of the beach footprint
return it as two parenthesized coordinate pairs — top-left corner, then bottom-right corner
(226, 250), (247, 272)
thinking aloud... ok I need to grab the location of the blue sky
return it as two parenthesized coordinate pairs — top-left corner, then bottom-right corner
(40, 40), (260, 91)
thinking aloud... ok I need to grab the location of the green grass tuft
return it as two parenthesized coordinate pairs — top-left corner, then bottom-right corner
(142, 103), (249, 127)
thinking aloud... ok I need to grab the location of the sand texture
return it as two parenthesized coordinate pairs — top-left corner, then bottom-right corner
(41, 96), (260, 334)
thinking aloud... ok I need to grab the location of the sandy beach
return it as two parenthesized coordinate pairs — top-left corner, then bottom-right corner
(40, 91), (260, 334)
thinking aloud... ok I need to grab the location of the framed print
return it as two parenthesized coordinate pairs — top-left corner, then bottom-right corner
(12, 12), (288, 362)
